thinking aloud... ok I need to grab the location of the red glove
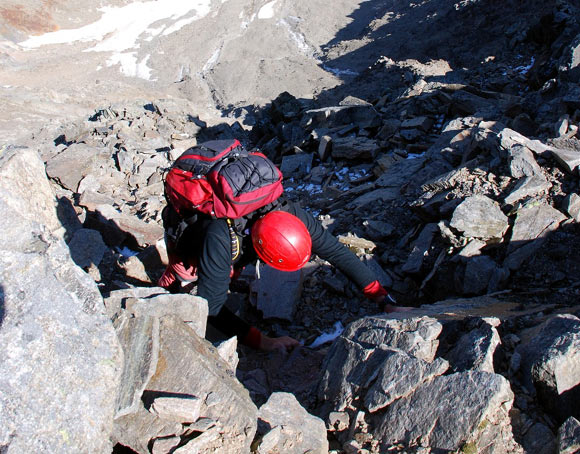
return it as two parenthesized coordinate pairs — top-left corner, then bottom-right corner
(241, 326), (262, 350)
(363, 280), (396, 311)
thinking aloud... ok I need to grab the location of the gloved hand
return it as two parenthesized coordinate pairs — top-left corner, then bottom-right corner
(363, 280), (413, 313)
(259, 334), (300, 352)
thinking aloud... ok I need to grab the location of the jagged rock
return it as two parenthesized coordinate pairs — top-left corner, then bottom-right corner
(78, 188), (116, 210)
(113, 316), (257, 454)
(504, 200), (567, 270)
(497, 126), (554, 157)
(456, 238), (487, 258)
(377, 119), (402, 140)
(44, 143), (112, 191)
(363, 348), (449, 412)
(151, 436), (181, 454)
(0, 147), (122, 453)
(451, 90), (498, 116)
(516, 314), (580, 422)
(280, 152), (313, 178)
(508, 144), (544, 178)
(402, 223), (438, 274)
(551, 147), (580, 174)
(345, 187), (399, 209)
(255, 392), (328, 454)
(504, 175), (552, 205)
(104, 287), (208, 337)
(371, 371), (519, 453)
(346, 316), (442, 362)
(361, 219), (395, 241)
(250, 266), (302, 321)
(317, 316), (442, 414)
(450, 194), (509, 241)
(559, 417), (580, 454)
(332, 136), (379, 160)
(461, 255), (501, 294)
(559, 33), (580, 82)
(215, 337), (239, 372)
(319, 327), (447, 416)
(563, 193), (580, 221)
(150, 396), (203, 423)
(445, 318), (501, 373)
(337, 233), (377, 252)
(85, 203), (164, 248)
(522, 422), (557, 454)
(318, 135), (332, 161)
(376, 156), (426, 188)
(401, 116), (434, 132)
(316, 313), (520, 454)
(173, 428), (221, 453)
(114, 314), (159, 418)
(327, 411), (350, 432)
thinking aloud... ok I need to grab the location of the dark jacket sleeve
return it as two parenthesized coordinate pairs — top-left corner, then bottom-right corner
(288, 203), (377, 290)
(196, 219), (233, 316)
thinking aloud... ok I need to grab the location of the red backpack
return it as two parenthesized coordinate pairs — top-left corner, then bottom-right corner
(163, 139), (284, 240)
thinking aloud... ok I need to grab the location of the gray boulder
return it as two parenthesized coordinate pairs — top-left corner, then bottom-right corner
(332, 136), (379, 160)
(0, 147), (122, 453)
(445, 317), (501, 373)
(559, 417), (580, 454)
(508, 144), (544, 178)
(551, 147), (580, 174)
(342, 316), (442, 362)
(113, 316), (257, 454)
(504, 200), (567, 271)
(450, 194), (509, 241)
(255, 392), (329, 454)
(103, 287), (208, 337)
(563, 193), (580, 222)
(371, 371), (518, 453)
(516, 314), (580, 422)
(44, 143), (113, 192)
(504, 175), (552, 205)
(316, 314), (521, 453)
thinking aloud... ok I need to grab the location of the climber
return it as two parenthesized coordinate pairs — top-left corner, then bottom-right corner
(158, 196), (407, 353)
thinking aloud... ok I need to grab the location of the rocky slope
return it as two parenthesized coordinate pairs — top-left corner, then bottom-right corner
(1, 0), (580, 453)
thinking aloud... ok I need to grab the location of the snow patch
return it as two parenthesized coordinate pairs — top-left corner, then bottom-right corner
(107, 53), (153, 80)
(278, 18), (314, 57)
(18, 0), (213, 80)
(258, 1), (278, 19)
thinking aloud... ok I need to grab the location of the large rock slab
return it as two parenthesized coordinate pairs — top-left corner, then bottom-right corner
(371, 371), (517, 453)
(113, 316), (257, 454)
(504, 200), (567, 270)
(44, 143), (113, 192)
(342, 316), (443, 362)
(315, 313), (521, 453)
(103, 287), (208, 337)
(0, 147), (122, 453)
(515, 314), (580, 422)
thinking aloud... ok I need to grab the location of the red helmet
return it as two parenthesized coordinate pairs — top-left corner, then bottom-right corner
(251, 211), (312, 271)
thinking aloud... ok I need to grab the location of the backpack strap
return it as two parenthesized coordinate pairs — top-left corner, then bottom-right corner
(162, 204), (199, 247)
(226, 218), (241, 262)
